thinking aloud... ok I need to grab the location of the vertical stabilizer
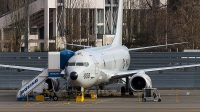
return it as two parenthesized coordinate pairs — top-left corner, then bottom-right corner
(112, 0), (123, 46)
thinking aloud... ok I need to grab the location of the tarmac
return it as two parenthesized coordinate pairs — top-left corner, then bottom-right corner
(0, 89), (200, 112)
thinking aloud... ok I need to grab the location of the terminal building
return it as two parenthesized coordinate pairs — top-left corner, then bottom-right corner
(0, 0), (167, 52)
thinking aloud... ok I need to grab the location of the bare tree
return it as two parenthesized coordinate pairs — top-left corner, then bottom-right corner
(123, 0), (168, 48)
(0, 0), (9, 15)
(1, 0), (25, 52)
(57, 0), (94, 51)
(167, 0), (200, 49)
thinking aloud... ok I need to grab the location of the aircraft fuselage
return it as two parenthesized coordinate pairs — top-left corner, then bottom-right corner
(66, 45), (130, 88)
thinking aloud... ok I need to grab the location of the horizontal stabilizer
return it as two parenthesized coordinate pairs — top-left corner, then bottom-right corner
(62, 43), (91, 48)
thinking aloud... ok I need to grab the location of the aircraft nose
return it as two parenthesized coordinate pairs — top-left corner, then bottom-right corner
(70, 72), (78, 80)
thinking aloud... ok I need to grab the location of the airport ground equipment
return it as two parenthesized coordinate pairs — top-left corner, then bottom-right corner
(16, 50), (74, 101)
(16, 68), (49, 100)
(142, 88), (161, 102)
(16, 70), (60, 101)
(54, 82), (75, 101)
(41, 89), (59, 101)
(35, 95), (45, 101)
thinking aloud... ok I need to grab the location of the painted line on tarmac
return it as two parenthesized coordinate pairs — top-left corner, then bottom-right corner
(52, 98), (117, 107)
(23, 102), (44, 106)
(53, 102), (68, 106)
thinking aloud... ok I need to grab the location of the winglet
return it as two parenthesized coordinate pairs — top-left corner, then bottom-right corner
(112, 0), (123, 46)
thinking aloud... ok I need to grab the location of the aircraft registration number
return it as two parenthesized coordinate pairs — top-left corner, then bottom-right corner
(83, 73), (90, 79)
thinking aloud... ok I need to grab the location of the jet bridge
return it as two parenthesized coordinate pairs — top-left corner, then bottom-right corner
(16, 50), (74, 101)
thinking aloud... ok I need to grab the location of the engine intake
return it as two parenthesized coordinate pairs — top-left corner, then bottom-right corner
(131, 76), (146, 90)
(129, 72), (152, 91)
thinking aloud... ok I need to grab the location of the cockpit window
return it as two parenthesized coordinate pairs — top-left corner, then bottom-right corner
(68, 62), (76, 66)
(76, 62), (84, 66)
(68, 62), (89, 67)
(84, 62), (89, 67)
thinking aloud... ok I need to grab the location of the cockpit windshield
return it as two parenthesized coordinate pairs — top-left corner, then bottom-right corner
(68, 62), (89, 67)
(76, 62), (84, 66)
(68, 62), (75, 66)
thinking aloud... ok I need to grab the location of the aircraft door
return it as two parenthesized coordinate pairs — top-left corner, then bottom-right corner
(90, 55), (99, 77)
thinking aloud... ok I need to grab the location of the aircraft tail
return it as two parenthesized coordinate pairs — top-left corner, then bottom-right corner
(112, 0), (123, 46)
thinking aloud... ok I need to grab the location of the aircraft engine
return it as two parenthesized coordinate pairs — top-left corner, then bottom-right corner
(129, 71), (152, 91)
(45, 78), (60, 92)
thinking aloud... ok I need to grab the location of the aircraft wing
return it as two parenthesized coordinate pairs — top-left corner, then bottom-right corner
(128, 42), (187, 51)
(0, 64), (44, 72)
(107, 64), (200, 79)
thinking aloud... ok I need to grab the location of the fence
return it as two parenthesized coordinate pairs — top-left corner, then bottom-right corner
(0, 52), (200, 89)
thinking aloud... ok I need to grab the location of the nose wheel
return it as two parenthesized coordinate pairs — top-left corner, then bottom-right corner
(53, 93), (58, 101)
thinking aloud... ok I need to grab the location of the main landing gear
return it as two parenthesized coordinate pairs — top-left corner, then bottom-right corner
(121, 77), (133, 96)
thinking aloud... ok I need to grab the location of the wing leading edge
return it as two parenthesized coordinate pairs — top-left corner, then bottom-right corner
(0, 64), (44, 72)
(106, 64), (200, 80)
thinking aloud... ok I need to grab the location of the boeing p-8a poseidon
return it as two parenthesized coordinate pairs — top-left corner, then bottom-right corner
(1, 0), (200, 100)
(65, 0), (200, 92)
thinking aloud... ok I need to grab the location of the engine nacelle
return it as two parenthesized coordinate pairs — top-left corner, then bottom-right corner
(45, 78), (60, 92)
(129, 71), (152, 91)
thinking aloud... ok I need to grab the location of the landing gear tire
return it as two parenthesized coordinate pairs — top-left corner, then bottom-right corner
(142, 98), (146, 102)
(52, 93), (58, 101)
(158, 98), (161, 102)
(129, 91), (133, 95)
(121, 86), (126, 96)
(142, 94), (144, 99)
(53, 96), (58, 101)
